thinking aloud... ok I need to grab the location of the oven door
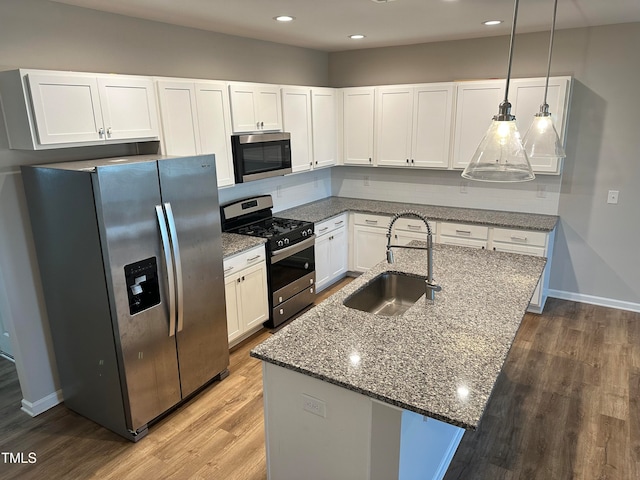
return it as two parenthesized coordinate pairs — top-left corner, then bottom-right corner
(270, 235), (315, 307)
(232, 133), (292, 183)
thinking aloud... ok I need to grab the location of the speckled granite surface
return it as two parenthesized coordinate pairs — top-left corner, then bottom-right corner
(277, 197), (558, 231)
(222, 232), (266, 258)
(251, 243), (545, 430)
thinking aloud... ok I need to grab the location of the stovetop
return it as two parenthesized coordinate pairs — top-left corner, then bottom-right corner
(231, 217), (314, 251)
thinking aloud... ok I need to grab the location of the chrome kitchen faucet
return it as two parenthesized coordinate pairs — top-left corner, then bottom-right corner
(386, 211), (442, 301)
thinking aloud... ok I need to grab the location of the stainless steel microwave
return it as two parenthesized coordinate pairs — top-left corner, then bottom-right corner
(231, 132), (292, 183)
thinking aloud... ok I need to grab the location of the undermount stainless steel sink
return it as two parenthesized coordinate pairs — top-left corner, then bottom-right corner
(343, 271), (427, 316)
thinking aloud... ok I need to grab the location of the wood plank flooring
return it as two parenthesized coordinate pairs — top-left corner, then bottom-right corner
(1, 287), (638, 479)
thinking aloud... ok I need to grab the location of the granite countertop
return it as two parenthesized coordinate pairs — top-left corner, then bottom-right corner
(250, 243), (545, 430)
(277, 196), (558, 232)
(221, 232), (266, 258)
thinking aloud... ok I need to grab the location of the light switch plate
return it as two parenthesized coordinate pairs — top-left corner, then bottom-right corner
(607, 190), (619, 204)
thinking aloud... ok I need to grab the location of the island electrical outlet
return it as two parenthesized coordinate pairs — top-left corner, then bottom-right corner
(302, 394), (326, 418)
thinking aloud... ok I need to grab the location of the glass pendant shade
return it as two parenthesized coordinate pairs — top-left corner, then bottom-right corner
(462, 119), (535, 182)
(523, 111), (566, 159)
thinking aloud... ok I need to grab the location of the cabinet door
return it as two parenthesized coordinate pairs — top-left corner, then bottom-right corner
(412, 84), (454, 168)
(156, 81), (200, 156)
(353, 225), (388, 272)
(315, 233), (332, 291)
(311, 88), (338, 169)
(282, 87), (313, 173)
(229, 83), (258, 132)
(329, 227), (348, 280)
(343, 88), (375, 165)
(376, 86), (413, 167)
(238, 262), (269, 331)
(511, 77), (570, 174)
(27, 72), (104, 145)
(97, 76), (159, 141)
(195, 82), (235, 187)
(225, 274), (242, 343)
(452, 81), (504, 169)
(255, 85), (283, 131)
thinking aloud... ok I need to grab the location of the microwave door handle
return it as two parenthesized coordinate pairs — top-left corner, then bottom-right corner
(164, 202), (184, 334)
(156, 205), (176, 337)
(271, 235), (316, 264)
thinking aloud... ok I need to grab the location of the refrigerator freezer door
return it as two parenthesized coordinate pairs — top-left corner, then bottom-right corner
(94, 161), (182, 431)
(158, 155), (229, 397)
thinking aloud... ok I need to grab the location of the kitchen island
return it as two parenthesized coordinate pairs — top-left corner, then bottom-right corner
(251, 242), (546, 479)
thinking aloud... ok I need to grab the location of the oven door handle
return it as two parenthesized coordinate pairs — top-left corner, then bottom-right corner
(271, 235), (316, 264)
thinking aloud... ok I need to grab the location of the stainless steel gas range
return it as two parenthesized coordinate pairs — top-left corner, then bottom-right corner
(221, 195), (316, 328)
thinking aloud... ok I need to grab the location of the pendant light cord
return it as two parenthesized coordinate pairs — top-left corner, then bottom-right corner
(542, 0), (559, 107)
(503, 0), (520, 104)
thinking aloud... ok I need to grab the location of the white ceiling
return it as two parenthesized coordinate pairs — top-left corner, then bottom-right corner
(50, 0), (640, 52)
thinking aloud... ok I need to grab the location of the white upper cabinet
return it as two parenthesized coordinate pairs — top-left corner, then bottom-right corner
(229, 82), (282, 133)
(451, 80), (505, 170)
(342, 87), (375, 166)
(0, 69), (159, 149)
(376, 83), (454, 169)
(510, 77), (571, 174)
(282, 87), (313, 173)
(311, 87), (338, 169)
(452, 77), (571, 174)
(156, 79), (234, 187)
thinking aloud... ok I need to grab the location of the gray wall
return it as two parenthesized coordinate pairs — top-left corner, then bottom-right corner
(0, 0), (328, 410)
(329, 23), (640, 308)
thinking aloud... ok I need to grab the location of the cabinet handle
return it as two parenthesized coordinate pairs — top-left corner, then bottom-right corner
(242, 276), (245, 281)
(261, 121), (264, 128)
(315, 161), (318, 165)
(98, 127), (104, 137)
(510, 235), (528, 242)
(456, 230), (472, 236)
(406, 159), (409, 164)
(369, 158), (372, 163)
(411, 159), (414, 164)
(246, 255), (261, 264)
(224, 266), (234, 274)
(310, 162), (313, 166)
(334, 221), (344, 226)
(318, 227), (329, 232)
(365, 219), (378, 225)
(237, 278), (241, 283)
(407, 224), (422, 230)
(257, 121), (260, 128)
(106, 127), (112, 138)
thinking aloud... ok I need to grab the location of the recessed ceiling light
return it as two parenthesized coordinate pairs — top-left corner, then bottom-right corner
(274, 15), (295, 22)
(349, 34), (366, 40)
(483, 20), (503, 26)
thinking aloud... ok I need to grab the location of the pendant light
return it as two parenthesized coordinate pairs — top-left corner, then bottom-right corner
(462, 0), (535, 182)
(522, 0), (566, 159)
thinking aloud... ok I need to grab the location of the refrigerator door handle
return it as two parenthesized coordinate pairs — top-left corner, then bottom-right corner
(156, 205), (177, 337)
(164, 202), (184, 333)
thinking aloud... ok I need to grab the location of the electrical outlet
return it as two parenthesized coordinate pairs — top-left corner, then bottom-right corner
(364, 175), (370, 187)
(607, 190), (619, 204)
(537, 185), (547, 199)
(302, 394), (326, 418)
(460, 181), (468, 194)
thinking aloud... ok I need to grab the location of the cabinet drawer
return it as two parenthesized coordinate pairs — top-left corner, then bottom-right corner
(492, 242), (545, 257)
(393, 217), (437, 235)
(223, 245), (266, 276)
(492, 228), (547, 247)
(439, 222), (488, 240)
(315, 213), (348, 237)
(353, 212), (390, 228)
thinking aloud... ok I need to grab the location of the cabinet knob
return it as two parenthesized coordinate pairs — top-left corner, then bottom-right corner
(106, 127), (112, 138)
(261, 121), (264, 128)
(98, 127), (104, 137)
(406, 159), (409, 164)
(369, 158), (372, 163)
(411, 159), (414, 164)
(257, 121), (260, 128)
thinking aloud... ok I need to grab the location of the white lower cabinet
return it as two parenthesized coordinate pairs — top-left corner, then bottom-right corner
(314, 214), (348, 292)
(438, 222), (488, 249)
(490, 227), (552, 312)
(351, 213), (391, 272)
(224, 246), (269, 347)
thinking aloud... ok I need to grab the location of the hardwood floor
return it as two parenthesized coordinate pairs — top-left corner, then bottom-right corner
(1, 287), (638, 479)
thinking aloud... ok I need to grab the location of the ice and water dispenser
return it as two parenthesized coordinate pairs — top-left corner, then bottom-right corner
(125, 257), (161, 315)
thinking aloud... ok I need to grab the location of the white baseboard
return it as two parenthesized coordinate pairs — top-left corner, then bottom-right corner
(547, 289), (640, 313)
(21, 390), (63, 417)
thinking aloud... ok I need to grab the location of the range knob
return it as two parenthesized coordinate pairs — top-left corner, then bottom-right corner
(307, 228), (313, 236)
(302, 230), (308, 237)
(284, 238), (290, 245)
(277, 240), (284, 247)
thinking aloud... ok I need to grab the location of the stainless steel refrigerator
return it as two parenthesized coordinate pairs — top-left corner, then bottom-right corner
(22, 154), (229, 441)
